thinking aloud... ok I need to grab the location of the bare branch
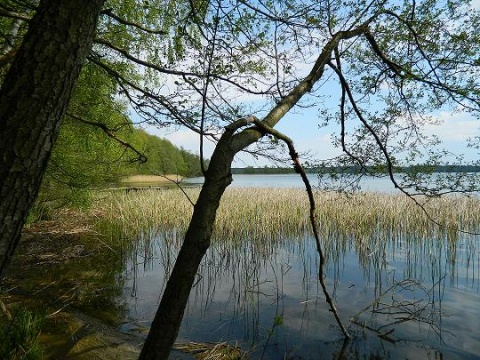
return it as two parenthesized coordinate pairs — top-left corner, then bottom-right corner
(253, 119), (350, 340)
(0, 8), (30, 21)
(87, 55), (207, 135)
(328, 60), (480, 236)
(94, 38), (271, 96)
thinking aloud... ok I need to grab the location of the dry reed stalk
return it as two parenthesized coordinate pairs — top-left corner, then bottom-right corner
(173, 341), (246, 360)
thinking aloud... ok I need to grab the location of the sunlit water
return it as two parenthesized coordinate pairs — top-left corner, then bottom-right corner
(117, 175), (480, 359)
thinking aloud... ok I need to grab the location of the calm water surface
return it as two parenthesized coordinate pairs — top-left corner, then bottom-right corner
(117, 175), (480, 359)
(184, 173), (399, 191)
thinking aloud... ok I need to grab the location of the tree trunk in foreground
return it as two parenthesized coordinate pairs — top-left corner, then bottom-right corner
(0, 0), (105, 276)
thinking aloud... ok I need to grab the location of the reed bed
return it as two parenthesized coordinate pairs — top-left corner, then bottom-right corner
(95, 188), (480, 246)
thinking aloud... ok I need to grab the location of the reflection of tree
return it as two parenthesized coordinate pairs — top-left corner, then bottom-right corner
(122, 222), (480, 358)
(3, 230), (129, 325)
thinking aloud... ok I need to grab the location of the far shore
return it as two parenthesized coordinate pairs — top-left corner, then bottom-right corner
(120, 174), (183, 184)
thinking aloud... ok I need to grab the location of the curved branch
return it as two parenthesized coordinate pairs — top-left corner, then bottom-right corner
(199, 2), (222, 175)
(67, 112), (147, 163)
(253, 119), (350, 339)
(101, 8), (166, 35)
(328, 61), (480, 236)
(334, 46), (369, 173)
(87, 55), (208, 135)
(230, 25), (370, 153)
(364, 28), (480, 109)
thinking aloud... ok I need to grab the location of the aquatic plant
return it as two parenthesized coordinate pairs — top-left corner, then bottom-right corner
(96, 188), (480, 246)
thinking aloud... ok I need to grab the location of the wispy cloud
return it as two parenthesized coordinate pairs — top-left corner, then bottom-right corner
(424, 111), (479, 142)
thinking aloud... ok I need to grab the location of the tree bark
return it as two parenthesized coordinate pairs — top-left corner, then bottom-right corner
(0, 0), (105, 276)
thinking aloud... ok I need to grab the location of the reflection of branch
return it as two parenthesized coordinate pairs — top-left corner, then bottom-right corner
(67, 112), (147, 163)
(253, 119), (350, 340)
(350, 278), (448, 342)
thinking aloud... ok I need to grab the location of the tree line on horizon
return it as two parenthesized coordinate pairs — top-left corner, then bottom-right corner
(232, 164), (480, 175)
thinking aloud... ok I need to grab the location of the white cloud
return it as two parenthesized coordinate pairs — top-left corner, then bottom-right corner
(424, 111), (480, 142)
(470, 0), (480, 10)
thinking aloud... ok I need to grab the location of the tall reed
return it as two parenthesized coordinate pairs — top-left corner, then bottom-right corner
(95, 188), (480, 247)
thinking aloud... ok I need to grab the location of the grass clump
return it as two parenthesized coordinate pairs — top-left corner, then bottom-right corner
(0, 305), (44, 360)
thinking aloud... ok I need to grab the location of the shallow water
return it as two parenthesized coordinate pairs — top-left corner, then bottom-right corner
(118, 229), (480, 359)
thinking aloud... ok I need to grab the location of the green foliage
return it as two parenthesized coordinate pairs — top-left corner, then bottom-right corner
(0, 307), (44, 360)
(128, 129), (203, 176)
(30, 0), (204, 214)
(32, 57), (203, 218)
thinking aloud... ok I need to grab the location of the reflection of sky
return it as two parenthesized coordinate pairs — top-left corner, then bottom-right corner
(120, 231), (480, 359)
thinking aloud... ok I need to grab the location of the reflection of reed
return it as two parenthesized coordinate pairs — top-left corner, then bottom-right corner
(105, 188), (480, 356)
(121, 225), (478, 357)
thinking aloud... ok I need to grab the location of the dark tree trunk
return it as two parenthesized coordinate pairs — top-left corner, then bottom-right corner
(0, 0), (105, 276)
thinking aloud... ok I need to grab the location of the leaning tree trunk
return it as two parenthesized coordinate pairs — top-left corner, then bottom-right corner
(139, 27), (365, 359)
(0, 0), (105, 276)
(139, 128), (237, 359)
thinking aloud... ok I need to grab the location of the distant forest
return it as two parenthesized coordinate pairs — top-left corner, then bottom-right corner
(232, 165), (480, 175)
(35, 117), (204, 212)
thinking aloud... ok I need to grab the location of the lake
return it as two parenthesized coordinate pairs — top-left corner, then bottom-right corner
(183, 173), (401, 192)
(115, 174), (480, 359)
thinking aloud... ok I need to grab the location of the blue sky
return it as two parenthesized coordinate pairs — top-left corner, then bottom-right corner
(142, 1), (480, 168)
(146, 101), (480, 167)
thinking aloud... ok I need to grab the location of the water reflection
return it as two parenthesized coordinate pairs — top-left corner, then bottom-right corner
(119, 230), (480, 359)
